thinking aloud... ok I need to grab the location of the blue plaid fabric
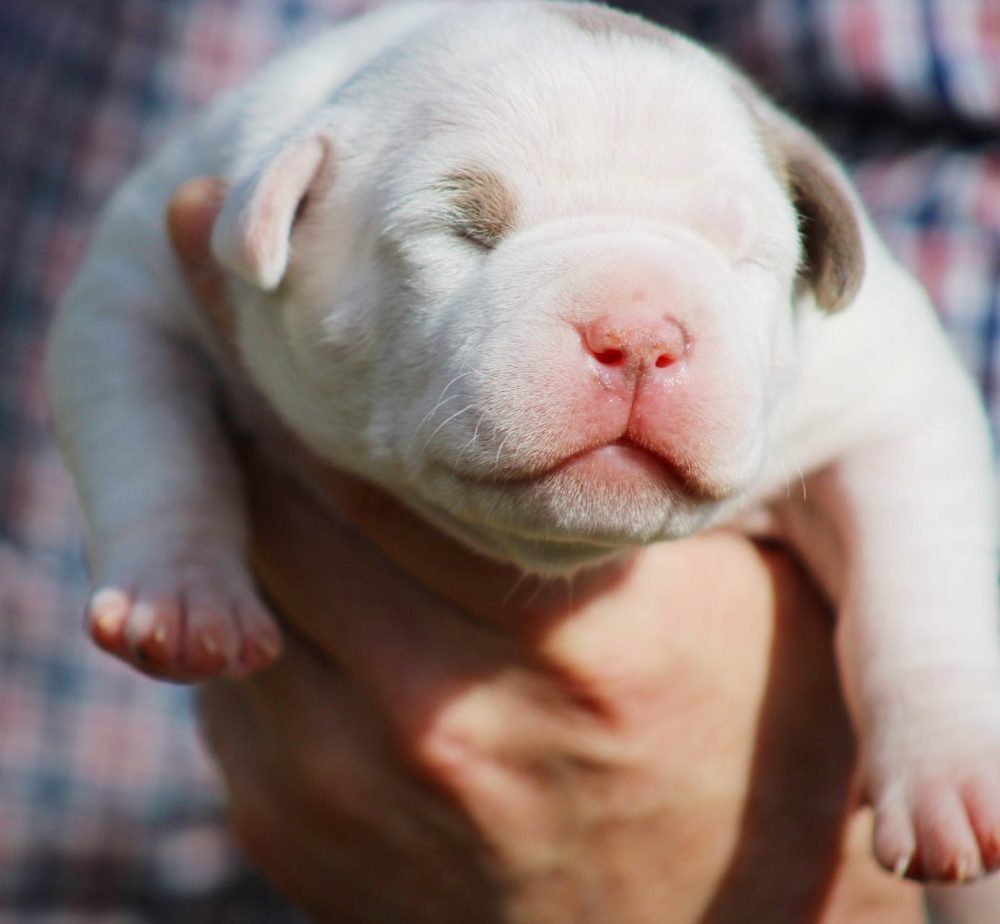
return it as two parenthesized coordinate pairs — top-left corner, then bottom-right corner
(0, 2), (378, 919)
(0, 0), (997, 918)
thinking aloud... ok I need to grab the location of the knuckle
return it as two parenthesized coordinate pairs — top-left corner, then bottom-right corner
(403, 691), (504, 792)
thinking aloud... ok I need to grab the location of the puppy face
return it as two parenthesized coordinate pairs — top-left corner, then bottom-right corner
(214, 3), (862, 571)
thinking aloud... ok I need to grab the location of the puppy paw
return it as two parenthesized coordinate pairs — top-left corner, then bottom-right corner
(873, 774), (1000, 881)
(866, 694), (1000, 882)
(87, 555), (281, 681)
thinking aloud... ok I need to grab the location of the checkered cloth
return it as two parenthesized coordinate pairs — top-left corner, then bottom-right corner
(0, 0), (996, 919)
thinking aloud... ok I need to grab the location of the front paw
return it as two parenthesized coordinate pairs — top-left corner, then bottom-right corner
(87, 553), (282, 681)
(866, 690), (1000, 882)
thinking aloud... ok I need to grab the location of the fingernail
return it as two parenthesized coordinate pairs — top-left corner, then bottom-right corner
(90, 588), (128, 635)
(254, 634), (281, 661)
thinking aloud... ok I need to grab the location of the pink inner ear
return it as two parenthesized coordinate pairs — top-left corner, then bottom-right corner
(213, 135), (327, 291)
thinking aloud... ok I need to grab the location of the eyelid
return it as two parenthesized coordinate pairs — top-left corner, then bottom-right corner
(441, 210), (498, 249)
(434, 168), (517, 250)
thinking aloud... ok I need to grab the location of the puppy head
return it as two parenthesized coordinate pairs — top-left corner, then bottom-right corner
(212, 2), (865, 572)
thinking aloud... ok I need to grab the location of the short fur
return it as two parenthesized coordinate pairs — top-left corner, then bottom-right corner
(46, 2), (1000, 913)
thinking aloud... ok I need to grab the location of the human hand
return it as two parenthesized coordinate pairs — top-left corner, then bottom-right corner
(169, 178), (923, 923)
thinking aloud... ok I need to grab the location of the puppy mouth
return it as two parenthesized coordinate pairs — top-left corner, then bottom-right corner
(458, 436), (730, 503)
(413, 434), (739, 559)
(545, 437), (675, 481)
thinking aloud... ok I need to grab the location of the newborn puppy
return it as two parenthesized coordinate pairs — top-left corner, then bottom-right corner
(47, 0), (1000, 894)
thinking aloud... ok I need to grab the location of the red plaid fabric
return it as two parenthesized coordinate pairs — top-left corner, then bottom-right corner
(0, 2), (385, 919)
(1, 0), (996, 918)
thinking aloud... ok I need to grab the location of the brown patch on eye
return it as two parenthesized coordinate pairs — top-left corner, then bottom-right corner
(440, 168), (517, 248)
(552, 2), (676, 47)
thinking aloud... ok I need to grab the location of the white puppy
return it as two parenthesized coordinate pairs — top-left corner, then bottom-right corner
(46, 0), (1000, 900)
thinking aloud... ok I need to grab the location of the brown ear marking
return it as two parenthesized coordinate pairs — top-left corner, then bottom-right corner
(738, 83), (865, 312)
(787, 154), (865, 312)
(439, 168), (517, 248)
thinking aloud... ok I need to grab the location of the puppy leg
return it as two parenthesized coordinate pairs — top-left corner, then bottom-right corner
(48, 307), (280, 680)
(797, 411), (1000, 884)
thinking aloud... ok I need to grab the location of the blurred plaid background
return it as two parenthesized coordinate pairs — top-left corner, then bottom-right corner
(0, 0), (996, 919)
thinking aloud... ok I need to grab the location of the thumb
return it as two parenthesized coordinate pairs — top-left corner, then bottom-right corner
(166, 176), (235, 346)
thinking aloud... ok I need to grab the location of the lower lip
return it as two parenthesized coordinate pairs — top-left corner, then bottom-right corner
(554, 441), (675, 484)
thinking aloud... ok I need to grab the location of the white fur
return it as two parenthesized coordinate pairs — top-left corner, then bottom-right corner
(46, 2), (1000, 913)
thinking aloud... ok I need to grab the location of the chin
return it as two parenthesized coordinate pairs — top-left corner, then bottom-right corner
(410, 445), (740, 574)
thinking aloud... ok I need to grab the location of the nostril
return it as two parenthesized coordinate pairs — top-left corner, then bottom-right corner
(583, 313), (687, 371)
(594, 348), (624, 366)
(653, 318), (687, 368)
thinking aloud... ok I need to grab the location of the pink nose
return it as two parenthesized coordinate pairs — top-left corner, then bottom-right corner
(583, 312), (687, 371)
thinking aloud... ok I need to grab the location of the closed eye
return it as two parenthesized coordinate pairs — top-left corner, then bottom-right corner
(434, 167), (517, 250)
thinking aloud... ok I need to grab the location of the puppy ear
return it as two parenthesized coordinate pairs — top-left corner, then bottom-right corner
(784, 129), (865, 311)
(211, 135), (331, 291)
(743, 90), (865, 311)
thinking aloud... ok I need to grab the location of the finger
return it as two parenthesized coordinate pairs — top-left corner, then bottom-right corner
(243, 450), (789, 718)
(245, 455), (515, 689)
(198, 651), (496, 923)
(290, 453), (633, 631)
(165, 176), (237, 346)
(197, 671), (384, 919)
(245, 456), (646, 804)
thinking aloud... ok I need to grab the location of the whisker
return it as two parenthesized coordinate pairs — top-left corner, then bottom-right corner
(502, 570), (534, 607)
(420, 402), (478, 455)
(789, 452), (808, 501)
(777, 456), (791, 499)
(406, 367), (481, 455)
(455, 411), (487, 469)
(407, 392), (462, 452)
(557, 572), (575, 611)
(492, 436), (510, 475)
(520, 573), (550, 609)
